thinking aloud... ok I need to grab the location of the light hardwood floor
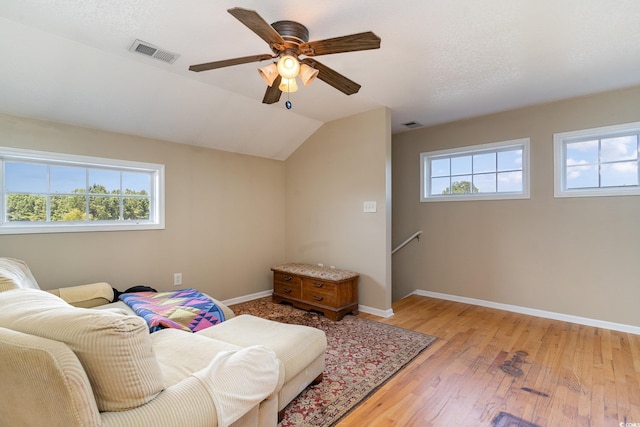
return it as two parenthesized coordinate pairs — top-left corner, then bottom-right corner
(337, 295), (640, 427)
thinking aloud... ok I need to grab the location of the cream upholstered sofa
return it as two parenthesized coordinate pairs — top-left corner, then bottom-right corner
(0, 258), (327, 427)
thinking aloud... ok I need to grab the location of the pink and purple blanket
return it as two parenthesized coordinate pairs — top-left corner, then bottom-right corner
(119, 288), (225, 333)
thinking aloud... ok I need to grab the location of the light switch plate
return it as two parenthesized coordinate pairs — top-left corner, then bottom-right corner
(363, 201), (377, 213)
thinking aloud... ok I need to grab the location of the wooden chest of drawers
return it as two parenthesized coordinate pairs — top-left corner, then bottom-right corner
(271, 263), (359, 321)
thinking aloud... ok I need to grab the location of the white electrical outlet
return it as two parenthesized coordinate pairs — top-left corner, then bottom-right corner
(173, 272), (182, 286)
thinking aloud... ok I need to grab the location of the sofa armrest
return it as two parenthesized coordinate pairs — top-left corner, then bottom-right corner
(48, 282), (114, 308)
(0, 327), (101, 427)
(100, 345), (281, 427)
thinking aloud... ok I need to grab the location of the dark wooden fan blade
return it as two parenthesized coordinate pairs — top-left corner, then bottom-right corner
(301, 59), (361, 95)
(228, 7), (286, 48)
(189, 54), (273, 72)
(299, 31), (381, 56)
(263, 75), (283, 104)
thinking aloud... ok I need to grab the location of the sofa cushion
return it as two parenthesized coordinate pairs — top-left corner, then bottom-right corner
(197, 314), (327, 383)
(151, 328), (245, 388)
(152, 329), (284, 426)
(0, 288), (164, 412)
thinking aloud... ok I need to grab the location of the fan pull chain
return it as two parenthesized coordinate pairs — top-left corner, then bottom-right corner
(285, 80), (293, 109)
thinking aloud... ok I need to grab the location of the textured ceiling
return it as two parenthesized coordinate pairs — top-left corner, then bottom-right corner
(0, 1), (639, 160)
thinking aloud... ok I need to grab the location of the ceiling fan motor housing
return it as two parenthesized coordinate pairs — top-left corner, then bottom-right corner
(270, 20), (309, 54)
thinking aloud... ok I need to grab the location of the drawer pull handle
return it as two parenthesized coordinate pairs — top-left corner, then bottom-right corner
(283, 288), (292, 294)
(313, 282), (324, 288)
(313, 295), (323, 301)
(283, 275), (293, 281)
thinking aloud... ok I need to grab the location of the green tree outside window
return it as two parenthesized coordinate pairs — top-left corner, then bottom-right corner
(443, 181), (479, 195)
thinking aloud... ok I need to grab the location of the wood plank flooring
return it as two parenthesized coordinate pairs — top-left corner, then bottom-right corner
(337, 295), (640, 426)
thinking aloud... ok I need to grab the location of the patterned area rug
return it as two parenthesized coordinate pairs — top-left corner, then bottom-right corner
(229, 297), (437, 427)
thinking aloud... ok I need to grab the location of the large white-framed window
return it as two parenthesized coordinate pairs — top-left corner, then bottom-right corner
(554, 122), (640, 198)
(0, 146), (165, 234)
(420, 138), (530, 202)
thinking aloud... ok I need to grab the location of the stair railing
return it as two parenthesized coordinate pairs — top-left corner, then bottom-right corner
(391, 230), (422, 255)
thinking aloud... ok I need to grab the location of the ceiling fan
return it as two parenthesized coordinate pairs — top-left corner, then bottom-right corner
(189, 7), (381, 107)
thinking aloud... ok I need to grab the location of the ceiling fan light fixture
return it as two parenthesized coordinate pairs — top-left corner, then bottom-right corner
(299, 64), (319, 87)
(189, 8), (381, 104)
(258, 63), (279, 86)
(279, 77), (299, 93)
(277, 55), (300, 79)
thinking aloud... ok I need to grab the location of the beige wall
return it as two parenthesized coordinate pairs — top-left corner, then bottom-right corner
(0, 113), (285, 299)
(285, 107), (392, 312)
(392, 85), (640, 326)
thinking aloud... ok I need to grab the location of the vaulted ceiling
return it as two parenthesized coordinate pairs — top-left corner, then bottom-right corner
(1, 1), (639, 160)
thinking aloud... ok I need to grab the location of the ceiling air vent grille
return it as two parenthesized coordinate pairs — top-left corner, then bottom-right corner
(402, 121), (423, 129)
(129, 39), (179, 64)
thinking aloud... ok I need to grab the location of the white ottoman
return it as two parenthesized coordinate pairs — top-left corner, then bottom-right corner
(197, 314), (327, 419)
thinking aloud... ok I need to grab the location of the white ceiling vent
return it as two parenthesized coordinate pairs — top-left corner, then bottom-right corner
(402, 121), (423, 129)
(129, 39), (179, 64)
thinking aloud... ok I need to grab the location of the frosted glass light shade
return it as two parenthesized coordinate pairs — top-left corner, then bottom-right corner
(277, 55), (300, 79)
(258, 63), (279, 86)
(299, 64), (319, 87)
(279, 77), (299, 93)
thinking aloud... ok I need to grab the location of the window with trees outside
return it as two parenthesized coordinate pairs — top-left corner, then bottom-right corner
(0, 146), (165, 234)
(554, 122), (640, 198)
(420, 138), (530, 202)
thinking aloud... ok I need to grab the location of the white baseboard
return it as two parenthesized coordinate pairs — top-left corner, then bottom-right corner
(358, 304), (394, 318)
(221, 290), (272, 307)
(221, 290), (395, 319)
(413, 290), (640, 335)
(221, 289), (639, 334)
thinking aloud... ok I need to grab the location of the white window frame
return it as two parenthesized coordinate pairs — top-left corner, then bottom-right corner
(0, 146), (165, 234)
(553, 121), (640, 198)
(420, 138), (530, 202)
